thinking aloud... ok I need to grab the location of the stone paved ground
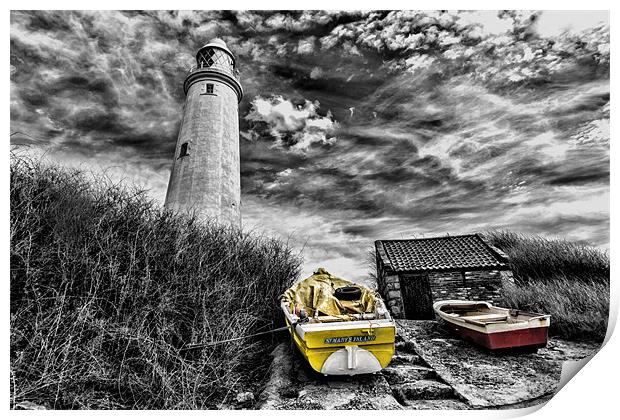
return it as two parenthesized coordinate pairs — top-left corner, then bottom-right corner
(381, 338), (469, 409)
(258, 320), (601, 410)
(258, 341), (402, 409)
(258, 332), (469, 409)
(397, 320), (600, 409)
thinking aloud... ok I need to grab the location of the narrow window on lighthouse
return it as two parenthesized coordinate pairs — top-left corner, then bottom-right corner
(200, 83), (216, 95)
(179, 142), (189, 158)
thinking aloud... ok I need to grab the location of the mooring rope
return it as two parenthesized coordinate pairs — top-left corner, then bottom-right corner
(181, 322), (298, 350)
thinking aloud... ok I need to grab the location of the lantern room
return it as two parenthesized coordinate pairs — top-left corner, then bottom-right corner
(184, 37), (242, 101)
(195, 38), (236, 75)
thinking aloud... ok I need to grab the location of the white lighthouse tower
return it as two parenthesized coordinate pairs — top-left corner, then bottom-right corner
(164, 38), (243, 226)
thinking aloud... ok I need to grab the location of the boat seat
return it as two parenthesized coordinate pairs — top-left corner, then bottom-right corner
(314, 313), (377, 322)
(461, 314), (508, 322)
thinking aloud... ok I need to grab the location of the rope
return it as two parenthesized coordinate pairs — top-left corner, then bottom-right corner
(180, 322), (298, 350)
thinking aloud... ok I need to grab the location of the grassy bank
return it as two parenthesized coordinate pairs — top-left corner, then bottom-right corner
(486, 231), (609, 342)
(10, 156), (301, 409)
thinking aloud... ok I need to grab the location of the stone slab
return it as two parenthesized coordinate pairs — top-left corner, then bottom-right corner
(405, 399), (471, 410)
(393, 379), (455, 400)
(382, 364), (436, 382)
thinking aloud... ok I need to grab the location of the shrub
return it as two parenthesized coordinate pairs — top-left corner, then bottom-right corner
(10, 155), (301, 409)
(485, 230), (609, 284)
(486, 231), (609, 341)
(502, 276), (609, 341)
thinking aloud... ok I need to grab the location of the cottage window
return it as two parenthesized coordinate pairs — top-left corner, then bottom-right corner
(206, 83), (214, 94)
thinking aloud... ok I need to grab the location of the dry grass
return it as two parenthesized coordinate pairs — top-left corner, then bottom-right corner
(486, 231), (609, 341)
(485, 230), (609, 284)
(10, 155), (301, 409)
(501, 277), (608, 341)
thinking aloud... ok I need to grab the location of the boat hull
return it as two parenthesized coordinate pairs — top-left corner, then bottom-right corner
(443, 320), (549, 350)
(433, 300), (550, 351)
(284, 317), (395, 375)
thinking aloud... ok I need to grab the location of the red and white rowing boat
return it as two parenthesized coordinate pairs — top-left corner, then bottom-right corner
(433, 300), (550, 350)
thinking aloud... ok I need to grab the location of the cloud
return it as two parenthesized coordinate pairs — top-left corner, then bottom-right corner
(309, 66), (323, 79)
(10, 10), (198, 161)
(316, 10), (609, 91)
(297, 36), (316, 55)
(240, 67), (609, 263)
(262, 11), (333, 33)
(245, 95), (338, 151)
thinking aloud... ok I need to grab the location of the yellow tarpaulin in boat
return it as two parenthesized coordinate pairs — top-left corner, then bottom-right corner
(281, 268), (377, 319)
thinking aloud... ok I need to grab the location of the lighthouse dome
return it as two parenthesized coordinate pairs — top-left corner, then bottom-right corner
(199, 38), (235, 59)
(206, 38), (227, 48)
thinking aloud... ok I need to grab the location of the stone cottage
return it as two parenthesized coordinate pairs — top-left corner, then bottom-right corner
(375, 234), (514, 319)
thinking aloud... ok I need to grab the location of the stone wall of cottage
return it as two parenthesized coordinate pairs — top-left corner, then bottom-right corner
(376, 250), (406, 318)
(381, 274), (405, 318)
(427, 270), (507, 305)
(377, 262), (514, 318)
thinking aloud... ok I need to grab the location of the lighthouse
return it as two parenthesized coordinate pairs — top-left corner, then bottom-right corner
(164, 38), (243, 226)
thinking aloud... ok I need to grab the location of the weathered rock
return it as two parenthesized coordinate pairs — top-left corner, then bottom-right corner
(236, 392), (254, 405)
(393, 379), (455, 400)
(295, 378), (402, 410)
(395, 340), (417, 353)
(387, 290), (402, 299)
(390, 353), (423, 365)
(404, 399), (470, 410)
(13, 401), (47, 410)
(382, 365), (436, 383)
(258, 343), (295, 409)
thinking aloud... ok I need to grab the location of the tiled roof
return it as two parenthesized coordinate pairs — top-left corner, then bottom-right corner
(377, 234), (508, 272)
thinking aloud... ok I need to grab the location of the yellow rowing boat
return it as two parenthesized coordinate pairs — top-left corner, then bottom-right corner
(281, 268), (395, 375)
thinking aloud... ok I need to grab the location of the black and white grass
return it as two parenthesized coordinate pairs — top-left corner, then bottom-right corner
(10, 10), (609, 281)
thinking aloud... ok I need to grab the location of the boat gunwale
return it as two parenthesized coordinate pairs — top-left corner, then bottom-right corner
(433, 300), (550, 332)
(281, 301), (395, 339)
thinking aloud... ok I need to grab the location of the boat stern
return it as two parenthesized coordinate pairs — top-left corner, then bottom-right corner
(298, 322), (396, 375)
(320, 345), (383, 375)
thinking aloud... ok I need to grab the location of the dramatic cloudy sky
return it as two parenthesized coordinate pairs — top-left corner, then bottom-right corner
(10, 10), (610, 282)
